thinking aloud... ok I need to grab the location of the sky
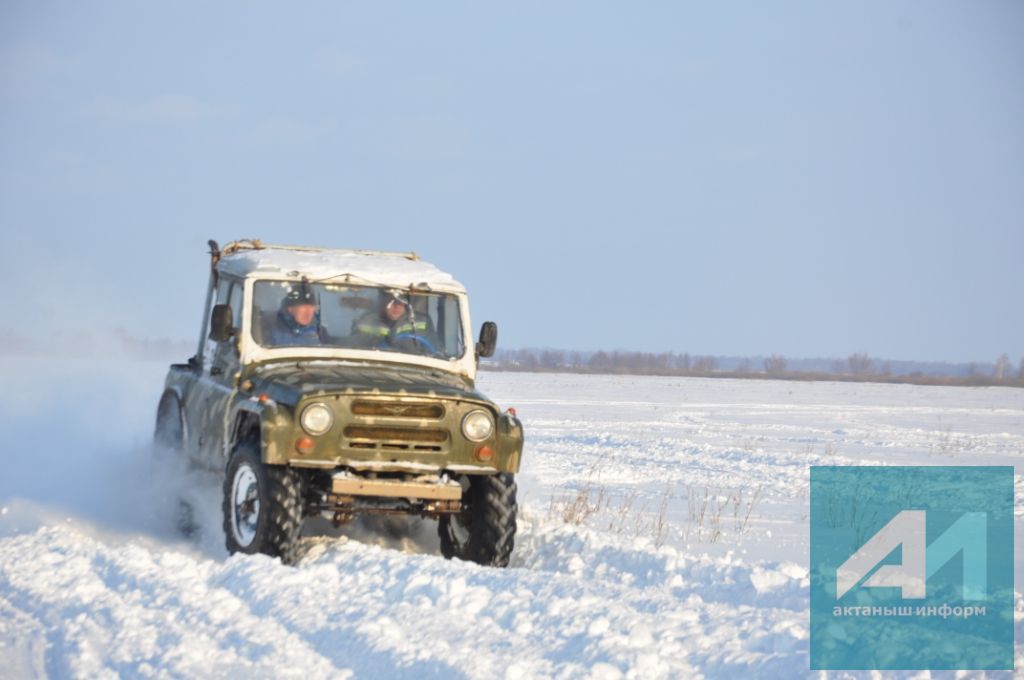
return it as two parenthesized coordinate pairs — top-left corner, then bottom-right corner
(0, 2), (1021, 364)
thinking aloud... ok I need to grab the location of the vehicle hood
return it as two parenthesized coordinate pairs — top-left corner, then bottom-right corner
(248, 361), (487, 407)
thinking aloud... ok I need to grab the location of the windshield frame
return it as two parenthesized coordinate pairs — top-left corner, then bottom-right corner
(238, 276), (475, 376)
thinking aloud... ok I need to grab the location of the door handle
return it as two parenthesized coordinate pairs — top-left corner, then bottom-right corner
(210, 365), (224, 376)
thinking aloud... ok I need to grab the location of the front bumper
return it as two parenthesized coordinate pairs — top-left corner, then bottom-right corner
(330, 470), (462, 500)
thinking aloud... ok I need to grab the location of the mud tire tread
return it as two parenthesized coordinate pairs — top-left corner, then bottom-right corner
(222, 441), (304, 566)
(439, 473), (518, 567)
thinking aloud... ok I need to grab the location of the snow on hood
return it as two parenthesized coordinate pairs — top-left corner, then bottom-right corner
(250, 361), (485, 405)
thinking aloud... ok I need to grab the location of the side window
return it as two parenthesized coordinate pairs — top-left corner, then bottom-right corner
(440, 295), (464, 356)
(215, 277), (232, 306)
(228, 281), (243, 329)
(208, 277), (241, 373)
(212, 277), (242, 331)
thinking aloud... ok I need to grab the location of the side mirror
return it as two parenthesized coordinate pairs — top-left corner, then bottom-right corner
(209, 304), (235, 342)
(476, 321), (497, 358)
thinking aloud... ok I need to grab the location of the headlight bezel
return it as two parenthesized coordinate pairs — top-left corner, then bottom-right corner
(461, 409), (494, 442)
(300, 402), (334, 436)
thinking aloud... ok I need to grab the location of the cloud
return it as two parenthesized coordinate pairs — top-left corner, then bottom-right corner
(86, 94), (221, 125)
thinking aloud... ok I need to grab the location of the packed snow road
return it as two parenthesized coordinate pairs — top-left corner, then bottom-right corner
(0, 358), (1021, 678)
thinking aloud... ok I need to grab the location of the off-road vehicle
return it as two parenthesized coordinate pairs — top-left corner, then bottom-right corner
(154, 240), (523, 566)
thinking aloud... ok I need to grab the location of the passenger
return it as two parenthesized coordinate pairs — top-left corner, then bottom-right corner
(353, 290), (441, 355)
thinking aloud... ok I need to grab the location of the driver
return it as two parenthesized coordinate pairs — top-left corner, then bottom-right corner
(269, 280), (327, 346)
(352, 289), (440, 355)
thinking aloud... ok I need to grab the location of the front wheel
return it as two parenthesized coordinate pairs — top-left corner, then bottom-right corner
(222, 441), (304, 565)
(439, 473), (518, 567)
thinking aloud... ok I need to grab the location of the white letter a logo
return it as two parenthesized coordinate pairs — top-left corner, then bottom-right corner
(836, 510), (926, 599)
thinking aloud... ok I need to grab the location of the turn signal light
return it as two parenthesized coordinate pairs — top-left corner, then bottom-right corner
(506, 407), (517, 417)
(474, 445), (495, 462)
(295, 437), (315, 455)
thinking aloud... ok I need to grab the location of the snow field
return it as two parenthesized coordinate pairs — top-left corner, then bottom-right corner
(0, 509), (811, 678)
(1, 359), (1022, 678)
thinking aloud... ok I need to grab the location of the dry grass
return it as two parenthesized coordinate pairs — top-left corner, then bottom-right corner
(548, 479), (607, 525)
(546, 459), (764, 546)
(684, 484), (763, 543)
(928, 425), (979, 456)
(546, 476), (675, 547)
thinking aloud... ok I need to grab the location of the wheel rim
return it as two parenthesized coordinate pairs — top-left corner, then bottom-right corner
(230, 464), (260, 547)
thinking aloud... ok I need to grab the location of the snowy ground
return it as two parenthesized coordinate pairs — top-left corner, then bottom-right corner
(0, 358), (1021, 678)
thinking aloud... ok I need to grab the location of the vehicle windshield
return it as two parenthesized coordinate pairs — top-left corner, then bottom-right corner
(252, 280), (465, 360)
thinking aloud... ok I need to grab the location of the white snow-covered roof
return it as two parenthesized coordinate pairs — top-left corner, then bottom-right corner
(216, 241), (466, 293)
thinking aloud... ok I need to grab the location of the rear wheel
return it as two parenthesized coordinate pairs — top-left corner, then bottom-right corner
(439, 473), (518, 567)
(222, 441), (304, 565)
(154, 392), (184, 455)
(154, 393), (198, 536)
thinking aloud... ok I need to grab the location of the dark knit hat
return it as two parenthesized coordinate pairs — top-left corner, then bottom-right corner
(282, 280), (316, 307)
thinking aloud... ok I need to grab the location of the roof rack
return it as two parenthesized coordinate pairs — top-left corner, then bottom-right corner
(219, 239), (419, 261)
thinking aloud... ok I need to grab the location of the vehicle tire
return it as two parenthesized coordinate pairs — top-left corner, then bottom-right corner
(438, 473), (517, 567)
(154, 392), (184, 455)
(222, 440), (304, 565)
(154, 393), (199, 537)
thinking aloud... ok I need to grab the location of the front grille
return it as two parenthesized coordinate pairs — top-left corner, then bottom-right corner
(351, 401), (445, 419)
(343, 425), (449, 452)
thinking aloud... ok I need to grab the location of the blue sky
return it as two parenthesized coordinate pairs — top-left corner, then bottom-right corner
(1, 2), (1021, 363)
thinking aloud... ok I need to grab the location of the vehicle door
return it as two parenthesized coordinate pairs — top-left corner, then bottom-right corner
(185, 275), (244, 468)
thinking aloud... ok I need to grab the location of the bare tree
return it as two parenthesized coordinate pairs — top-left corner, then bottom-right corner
(655, 352), (673, 372)
(515, 348), (538, 370)
(764, 354), (787, 375)
(589, 351), (611, 371)
(993, 353), (1011, 379)
(847, 353), (873, 375)
(677, 353), (691, 372)
(735, 358), (752, 373)
(692, 356), (717, 373)
(540, 350), (565, 370)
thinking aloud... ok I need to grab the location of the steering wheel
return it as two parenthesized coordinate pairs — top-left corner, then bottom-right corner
(392, 332), (442, 357)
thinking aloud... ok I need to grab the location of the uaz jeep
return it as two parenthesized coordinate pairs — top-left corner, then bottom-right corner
(154, 240), (523, 566)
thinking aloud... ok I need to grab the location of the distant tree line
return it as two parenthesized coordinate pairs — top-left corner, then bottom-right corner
(483, 348), (1024, 388)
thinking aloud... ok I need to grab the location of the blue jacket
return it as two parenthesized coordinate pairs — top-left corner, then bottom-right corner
(269, 310), (322, 346)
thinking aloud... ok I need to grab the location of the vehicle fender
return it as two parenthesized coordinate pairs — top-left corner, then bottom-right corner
(228, 398), (293, 464)
(495, 412), (524, 473)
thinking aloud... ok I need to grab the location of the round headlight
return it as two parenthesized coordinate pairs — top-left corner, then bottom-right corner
(300, 402), (334, 436)
(462, 410), (494, 442)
